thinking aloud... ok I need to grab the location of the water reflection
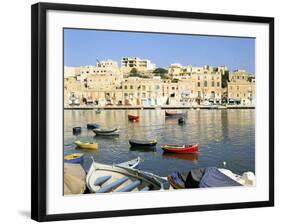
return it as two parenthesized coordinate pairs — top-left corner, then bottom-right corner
(64, 109), (255, 176)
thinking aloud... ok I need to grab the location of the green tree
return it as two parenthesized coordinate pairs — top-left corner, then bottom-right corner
(153, 68), (168, 74)
(129, 68), (140, 77)
(221, 70), (229, 88)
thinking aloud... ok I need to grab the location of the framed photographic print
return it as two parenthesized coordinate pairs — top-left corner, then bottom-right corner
(31, 2), (274, 222)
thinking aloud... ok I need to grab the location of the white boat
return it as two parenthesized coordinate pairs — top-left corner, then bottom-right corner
(93, 128), (120, 136)
(86, 160), (170, 193)
(218, 168), (256, 186)
(117, 157), (140, 169)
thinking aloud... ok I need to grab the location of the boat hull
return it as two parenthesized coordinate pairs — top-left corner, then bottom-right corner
(165, 111), (187, 118)
(75, 141), (99, 150)
(161, 144), (199, 153)
(129, 139), (157, 147)
(128, 115), (140, 121)
(93, 128), (120, 136)
(86, 161), (169, 193)
(117, 157), (140, 169)
(64, 153), (84, 164)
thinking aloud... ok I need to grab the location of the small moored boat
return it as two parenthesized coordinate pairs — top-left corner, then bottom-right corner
(86, 160), (170, 193)
(165, 110), (187, 117)
(117, 157), (141, 169)
(64, 153), (84, 164)
(93, 128), (119, 136)
(87, 123), (100, 130)
(74, 140), (99, 150)
(167, 167), (255, 189)
(161, 144), (198, 153)
(128, 114), (140, 121)
(129, 139), (157, 147)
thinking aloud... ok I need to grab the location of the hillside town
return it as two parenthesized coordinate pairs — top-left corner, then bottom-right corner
(64, 57), (255, 108)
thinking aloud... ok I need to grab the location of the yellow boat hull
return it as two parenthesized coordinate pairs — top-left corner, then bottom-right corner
(75, 141), (99, 150)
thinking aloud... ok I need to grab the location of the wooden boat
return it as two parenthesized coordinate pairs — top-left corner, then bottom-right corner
(86, 160), (170, 193)
(129, 139), (157, 147)
(165, 110), (187, 117)
(74, 140), (99, 150)
(87, 123), (100, 130)
(93, 128), (119, 136)
(128, 114), (140, 121)
(64, 153), (84, 164)
(161, 144), (199, 153)
(117, 157), (140, 169)
(218, 168), (256, 186)
(167, 167), (255, 189)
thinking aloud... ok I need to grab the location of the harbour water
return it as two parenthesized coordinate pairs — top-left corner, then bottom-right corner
(64, 109), (255, 176)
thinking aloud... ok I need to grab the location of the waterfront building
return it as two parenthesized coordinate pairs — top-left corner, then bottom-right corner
(63, 58), (254, 107)
(191, 71), (222, 104)
(227, 70), (255, 105)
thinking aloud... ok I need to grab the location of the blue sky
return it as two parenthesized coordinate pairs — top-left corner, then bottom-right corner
(64, 28), (255, 74)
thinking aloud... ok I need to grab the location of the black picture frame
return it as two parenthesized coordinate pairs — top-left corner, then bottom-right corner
(31, 2), (274, 222)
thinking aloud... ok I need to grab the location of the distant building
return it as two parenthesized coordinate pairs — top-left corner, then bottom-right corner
(227, 70), (255, 106)
(121, 57), (156, 74)
(63, 58), (254, 107)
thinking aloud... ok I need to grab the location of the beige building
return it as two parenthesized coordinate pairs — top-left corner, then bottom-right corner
(63, 59), (254, 107)
(121, 57), (156, 74)
(227, 70), (255, 105)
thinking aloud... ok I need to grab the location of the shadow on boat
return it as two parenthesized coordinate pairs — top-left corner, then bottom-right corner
(129, 145), (157, 152)
(162, 152), (198, 162)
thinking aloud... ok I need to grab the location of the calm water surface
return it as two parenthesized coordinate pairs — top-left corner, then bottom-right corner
(64, 109), (255, 176)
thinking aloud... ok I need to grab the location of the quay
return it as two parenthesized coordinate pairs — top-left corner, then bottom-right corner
(64, 105), (255, 110)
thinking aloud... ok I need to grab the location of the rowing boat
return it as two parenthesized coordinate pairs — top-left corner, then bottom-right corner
(117, 157), (140, 169)
(165, 110), (187, 117)
(74, 140), (99, 150)
(129, 139), (157, 147)
(64, 153), (84, 164)
(93, 128), (120, 136)
(86, 160), (170, 193)
(128, 114), (140, 121)
(161, 144), (199, 153)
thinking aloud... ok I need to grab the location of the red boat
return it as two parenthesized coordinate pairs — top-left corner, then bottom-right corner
(161, 144), (199, 153)
(128, 114), (140, 121)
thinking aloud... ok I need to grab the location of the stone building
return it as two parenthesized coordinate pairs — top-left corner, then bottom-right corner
(227, 70), (255, 105)
(121, 57), (156, 74)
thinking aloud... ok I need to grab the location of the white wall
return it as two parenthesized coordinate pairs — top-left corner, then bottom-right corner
(0, 0), (279, 223)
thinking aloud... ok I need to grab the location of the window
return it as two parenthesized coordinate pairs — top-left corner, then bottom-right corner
(130, 85), (133, 90)
(197, 76), (200, 80)
(198, 91), (201, 97)
(217, 82), (220, 87)
(124, 85), (127, 90)
(212, 81), (215, 87)
(204, 81), (207, 87)
(197, 82), (200, 87)
(212, 76), (214, 80)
